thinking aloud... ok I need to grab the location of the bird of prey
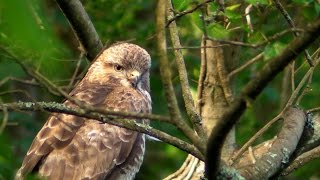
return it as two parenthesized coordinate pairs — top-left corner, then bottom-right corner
(16, 43), (152, 180)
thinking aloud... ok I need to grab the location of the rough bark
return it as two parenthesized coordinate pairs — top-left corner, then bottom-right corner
(234, 107), (307, 179)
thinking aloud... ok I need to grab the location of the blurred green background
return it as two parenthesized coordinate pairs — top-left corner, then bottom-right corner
(0, 0), (319, 179)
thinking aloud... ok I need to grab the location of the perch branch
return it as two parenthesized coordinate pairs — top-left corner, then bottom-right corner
(0, 101), (204, 160)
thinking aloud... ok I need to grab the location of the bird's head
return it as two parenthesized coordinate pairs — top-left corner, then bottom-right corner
(85, 43), (151, 92)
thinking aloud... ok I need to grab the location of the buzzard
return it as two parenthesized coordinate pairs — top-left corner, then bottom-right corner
(16, 43), (152, 180)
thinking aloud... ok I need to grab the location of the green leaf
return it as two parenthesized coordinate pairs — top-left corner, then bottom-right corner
(315, 3), (320, 15)
(224, 10), (242, 20)
(207, 23), (229, 39)
(189, 10), (203, 31)
(302, 5), (318, 20)
(245, 0), (269, 5)
(248, 31), (264, 43)
(226, 4), (241, 11)
(173, 0), (193, 11)
(209, 2), (220, 12)
(263, 41), (286, 59)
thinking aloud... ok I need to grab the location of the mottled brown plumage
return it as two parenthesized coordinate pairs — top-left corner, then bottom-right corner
(16, 43), (152, 180)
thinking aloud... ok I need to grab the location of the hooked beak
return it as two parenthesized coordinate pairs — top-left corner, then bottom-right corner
(127, 70), (140, 88)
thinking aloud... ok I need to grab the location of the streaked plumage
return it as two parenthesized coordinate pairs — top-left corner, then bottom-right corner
(16, 43), (152, 180)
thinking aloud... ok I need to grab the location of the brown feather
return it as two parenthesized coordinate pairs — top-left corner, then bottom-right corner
(16, 43), (151, 180)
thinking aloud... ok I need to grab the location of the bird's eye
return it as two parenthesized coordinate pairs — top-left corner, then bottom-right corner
(114, 64), (124, 72)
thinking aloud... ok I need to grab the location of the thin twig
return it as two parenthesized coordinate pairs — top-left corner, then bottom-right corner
(0, 77), (39, 87)
(296, 71), (313, 104)
(166, 0), (214, 27)
(68, 58), (83, 89)
(307, 107), (320, 113)
(285, 58), (320, 107)
(206, 28), (304, 48)
(282, 146), (320, 176)
(230, 113), (283, 163)
(273, 0), (313, 66)
(245, 4), (253, 33)
(0, 100), (8, 134)
(291, 62), (295, 91)
(294, 47), (320, 74)
(228, 52), (263, 78)
(163, 154), (193, 180)
(0, 90), (34, 100)
(167, 44), (229, 50)
(196, 2), (210, 116)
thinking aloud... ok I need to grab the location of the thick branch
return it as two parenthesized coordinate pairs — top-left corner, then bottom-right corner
(206, 19), (320, 179)
(0, 101), (204, 160)
(156, 0), (206, 154)
(232, 110), (320, 175)
(55, 0), (103, 60)
(235, 107), (307, 179)
(166, 0), (206, 141)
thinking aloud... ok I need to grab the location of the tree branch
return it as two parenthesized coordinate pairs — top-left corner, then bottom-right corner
(281, 113), (320, 176)
(282, 146), (320, 176)
(166, 0), (207, 141)
(231, 109), (320, 175)
(206, 19), (320, 179)
(55, 0), (103, 60)
(235, 107), (307, 179)
(228, 52), (263, 78)
(206, 28), (304, 48)
(156, 0), (206, 154)
(0, 101), (204, 160)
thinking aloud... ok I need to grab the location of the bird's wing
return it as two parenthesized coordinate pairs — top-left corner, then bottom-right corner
(38, 87), (146, 179)
(15, 85), (114, 178)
